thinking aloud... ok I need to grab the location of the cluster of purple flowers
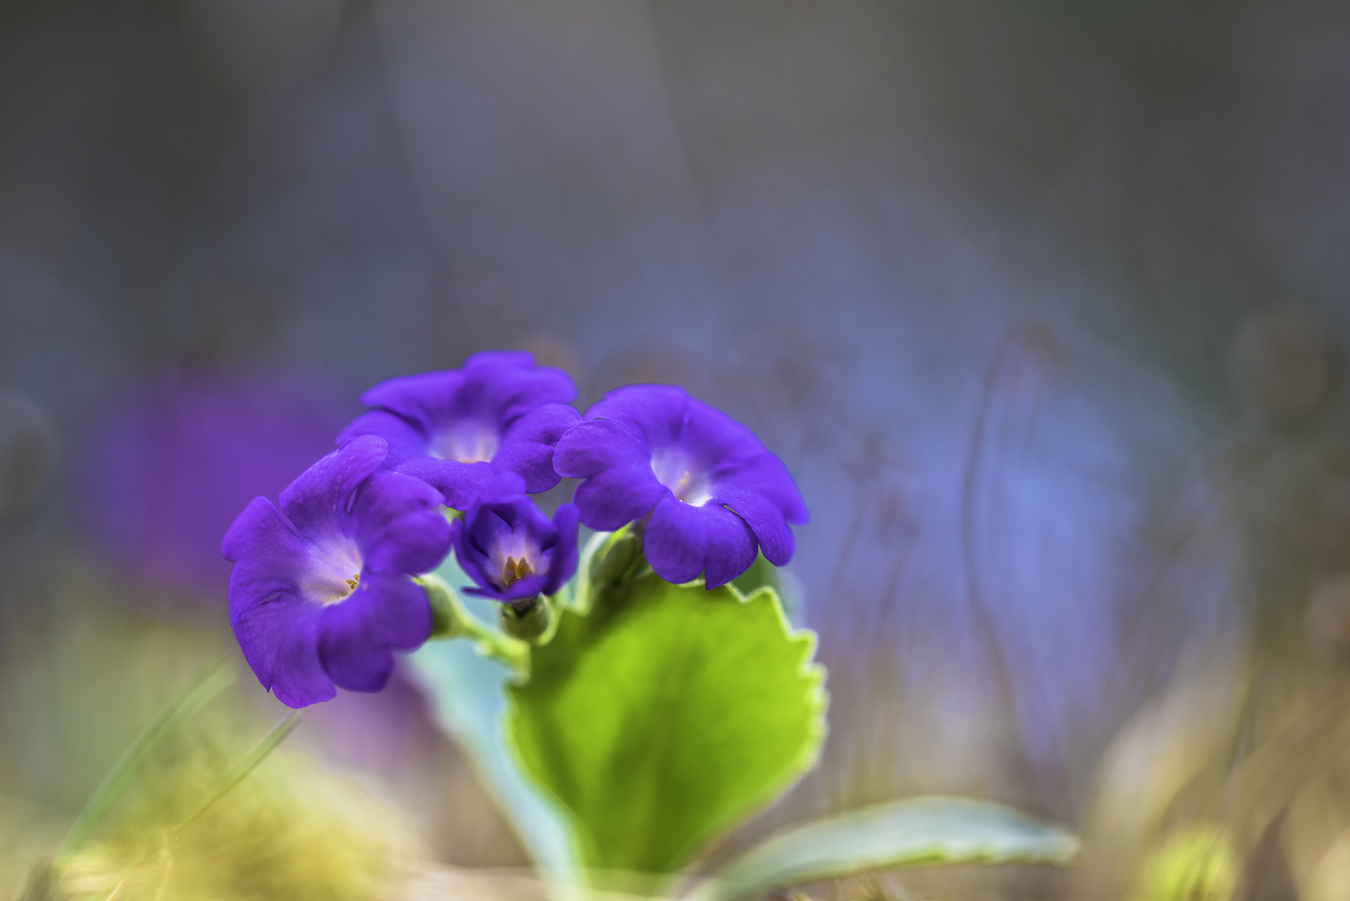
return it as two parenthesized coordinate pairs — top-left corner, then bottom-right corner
(223, 352), (808, 708)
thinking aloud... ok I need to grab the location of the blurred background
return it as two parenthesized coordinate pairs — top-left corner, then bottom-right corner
(5, 0), (1350, 898)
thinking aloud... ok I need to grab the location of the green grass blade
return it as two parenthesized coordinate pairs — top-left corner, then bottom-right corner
(55, 658), (238, 861)
(171, 712), (301, 834)
(94, 712), (301, 901)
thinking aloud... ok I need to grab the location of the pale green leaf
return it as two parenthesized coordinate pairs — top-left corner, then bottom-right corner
(692, 796), (1081, 901)
(505, 576), (827, 876)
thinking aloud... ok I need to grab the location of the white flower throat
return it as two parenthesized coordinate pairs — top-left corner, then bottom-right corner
(651, 453), (713, 506)
(432, 422), (500, 464)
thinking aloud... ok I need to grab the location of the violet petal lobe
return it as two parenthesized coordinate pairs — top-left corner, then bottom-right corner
(492, 403), (583, 493)
(336, 410), (429, 468)
(698, 504), (760, 589)
(361, 370), (467, 426)
(643, 496), (707, 585)
(709, 452), (810, 525)
(575, 383), (689, 450)
(643, 499), (757, 589)
(554, 419), (667, 530)
(318, 574), (433, 692)
(710, 487), (795, 566)
(466, 350), (577, 422)
(395, 458), (507, 510)
(278, 435), (387, 540)
(350, 471), (450, 574)
(224, 498), (336, 707)
(544, 503), (581, 596)
(340, 351), (578, 506)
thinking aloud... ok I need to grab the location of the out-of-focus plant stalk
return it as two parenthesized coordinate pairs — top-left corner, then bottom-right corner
(419, 573), (529, 679)
(53, 658), (238, 863)
(96, 712), (302, 901)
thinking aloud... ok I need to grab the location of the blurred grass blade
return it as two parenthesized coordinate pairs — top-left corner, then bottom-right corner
(691, 796), (1081, 901)
(55, 657), (238, 861)
(97, 712), (301, 901)
(172, 712), (301, 833)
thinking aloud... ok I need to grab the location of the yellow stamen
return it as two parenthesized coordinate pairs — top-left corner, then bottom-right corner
(501, 556), (534, 587)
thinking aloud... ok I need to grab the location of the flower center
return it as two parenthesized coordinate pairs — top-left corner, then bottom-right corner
(651, 454), (713, 506)
(431, 422), (500, 464)
(500, 555), (535, 587)
(489, 529), (547, 591)
(306, 544), (363, 604)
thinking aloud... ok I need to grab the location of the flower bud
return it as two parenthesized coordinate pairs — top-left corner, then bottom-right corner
(499, 596), (556, 644)
(588, 528), (644, 589)
(418, 575), (464, 639)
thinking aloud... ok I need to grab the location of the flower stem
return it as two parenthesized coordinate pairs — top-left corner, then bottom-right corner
(419, 574), (530, 680)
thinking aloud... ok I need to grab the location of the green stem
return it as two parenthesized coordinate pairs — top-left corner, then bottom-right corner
(418, 574), (530, 679)
(54, 658), (238, 862)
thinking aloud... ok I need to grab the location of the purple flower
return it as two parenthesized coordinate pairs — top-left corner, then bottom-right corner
(553, 385), (808, 589)
(222, 435), (451, 708)
(451, 486), (580, 604)
(337, 351), (581, 509)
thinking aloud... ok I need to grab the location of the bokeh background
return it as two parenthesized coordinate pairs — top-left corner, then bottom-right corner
(5, 1), (1350, 898)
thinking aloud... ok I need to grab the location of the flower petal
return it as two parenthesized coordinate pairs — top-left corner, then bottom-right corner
(543, 503), (581, 596)
(699, 505), (759, 588)
(555, 420), (667, 530)
(466, 351), (577, 423)
(336, 409), (430, 467)
(278, 436), (388, 542)
(223, 497), (336, 707)
(714, 489), (795, 566)
(711, 452), (809, 525)
(229, 566), (334, 709)
(572, 469), (668, 531)
(493, 402), (582, 493)
(644, 496), (708, 584)
(360, 352), (575, 435)
(680, 398), (766, 468)
(645, 498), (759, 587)
(452, 494), (579, 602)
(361, 371), (467, 426)
(349, 471), (452, 574)
(222, 496), (299, 565)
(553, 418), (650, 474)
(452, 507), (508, 592)
(392, 457), (506, 510)
(318, 574), (432, 692)
(583, 384), (689, 449)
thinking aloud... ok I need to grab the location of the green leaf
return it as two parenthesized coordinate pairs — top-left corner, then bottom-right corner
(730, 553), (804, 624)
(691, 796), (1082, 901)
(505, 575), (827, 877)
